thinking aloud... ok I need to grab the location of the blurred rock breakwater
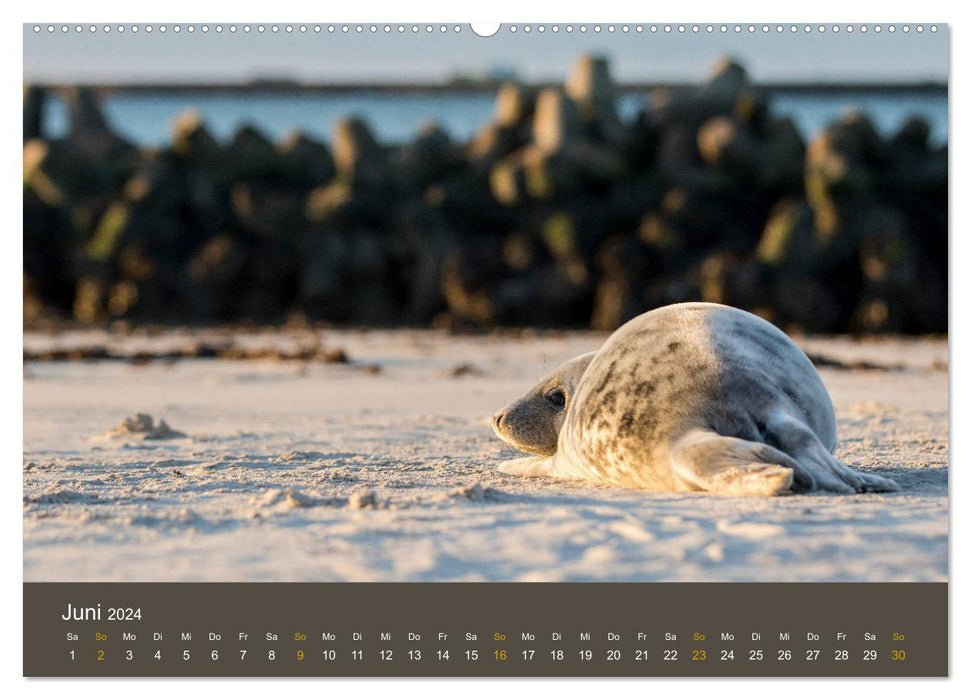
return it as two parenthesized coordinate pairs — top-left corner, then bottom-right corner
(23, 56), (947, 333)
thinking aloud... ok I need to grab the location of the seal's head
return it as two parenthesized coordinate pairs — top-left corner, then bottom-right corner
(492, 352), (595, 456)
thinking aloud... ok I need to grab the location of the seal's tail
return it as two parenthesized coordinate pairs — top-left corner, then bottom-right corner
(764, 412), (900, 494)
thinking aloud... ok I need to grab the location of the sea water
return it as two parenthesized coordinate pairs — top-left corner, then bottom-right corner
(39, 89), (948, 148)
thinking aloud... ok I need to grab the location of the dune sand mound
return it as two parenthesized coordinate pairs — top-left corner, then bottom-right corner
(102, 413), (186, 441)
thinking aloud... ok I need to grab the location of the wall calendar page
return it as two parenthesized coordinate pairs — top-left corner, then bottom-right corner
(21, 17), (949, 682)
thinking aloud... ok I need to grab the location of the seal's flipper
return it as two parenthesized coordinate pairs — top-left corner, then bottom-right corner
(764, 413), (899, 494)
(669, 430), (803, 496)
(498, 455), (555, 477)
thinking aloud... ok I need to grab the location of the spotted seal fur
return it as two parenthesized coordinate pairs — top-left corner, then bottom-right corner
(492, 302), (899, 496)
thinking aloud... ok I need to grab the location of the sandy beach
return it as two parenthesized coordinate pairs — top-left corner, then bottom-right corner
(23, 329), (948, 582)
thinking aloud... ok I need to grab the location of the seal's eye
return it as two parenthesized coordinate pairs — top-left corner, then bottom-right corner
(546, 389), (566, 409)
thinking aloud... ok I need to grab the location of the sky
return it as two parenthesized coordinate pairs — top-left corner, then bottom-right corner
(23, 23), (949, 86)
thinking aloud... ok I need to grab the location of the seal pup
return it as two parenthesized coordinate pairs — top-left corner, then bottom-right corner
(492, 302), (899, 496)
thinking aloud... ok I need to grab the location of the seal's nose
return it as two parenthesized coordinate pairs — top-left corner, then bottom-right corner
(492, 411), (506, 431)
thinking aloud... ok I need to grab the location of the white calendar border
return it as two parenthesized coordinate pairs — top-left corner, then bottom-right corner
(3, 0), (964, 698)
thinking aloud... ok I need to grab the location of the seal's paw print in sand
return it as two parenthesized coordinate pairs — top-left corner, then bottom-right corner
(493, 303), (900, 496)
